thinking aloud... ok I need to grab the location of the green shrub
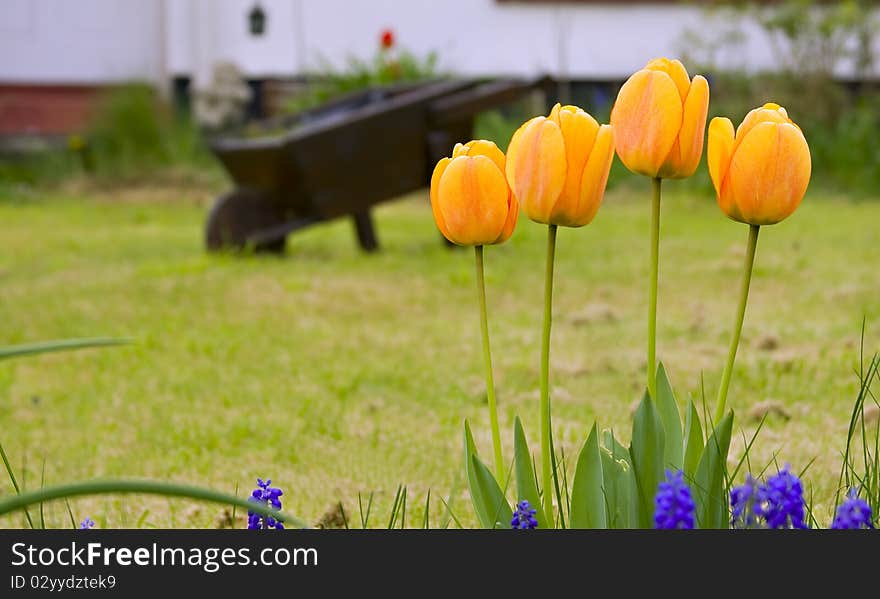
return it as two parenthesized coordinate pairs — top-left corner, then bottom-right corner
(285, 47), (439, 115)
(85, 83), (214, 178)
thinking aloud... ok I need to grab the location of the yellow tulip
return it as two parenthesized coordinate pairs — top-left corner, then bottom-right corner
(610, 58), (709, 179)
(505, 103), (615, 227)
(708, 103), (811, 226)
(430, 140), (518, 245)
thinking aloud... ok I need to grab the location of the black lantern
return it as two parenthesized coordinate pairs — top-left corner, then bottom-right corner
(248, 3), (266, 36)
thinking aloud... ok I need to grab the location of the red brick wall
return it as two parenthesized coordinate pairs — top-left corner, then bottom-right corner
(0, 85), (101, 136)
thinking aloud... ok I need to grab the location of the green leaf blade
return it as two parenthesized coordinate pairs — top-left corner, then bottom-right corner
(570, 423), (606, 529)
(513, 417), (548, 528)
(600, 434), (637, 529)
(471, 454), (513, 529)
(463, 420), (493, 529)
(629, 392), (665, 529)
(683, 400), (705, 478)
(694, 411), (734, 529)
(655, 363), (683, 470)
(0, 338), (130, 361)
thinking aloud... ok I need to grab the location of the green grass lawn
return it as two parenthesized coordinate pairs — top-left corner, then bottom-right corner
(1, 181), (878, 528)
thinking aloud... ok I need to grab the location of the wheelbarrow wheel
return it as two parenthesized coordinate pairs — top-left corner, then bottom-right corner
(205, 189), (287, 253)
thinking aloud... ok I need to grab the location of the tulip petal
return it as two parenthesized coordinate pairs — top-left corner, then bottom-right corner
(611, 69), (683, 178)
(568, 124), (615, 227)
(430, 157), (452, 240)
(645, 57), (691, 101)
(707, 116), (735, 200)
(437, 155), (510, 245)
(553, 106), (599, 220)
(458, 139), (506, 174)
(726, 122), (811, 225)
(660, 74), (708, 179)
(494, 192), (519, 244)
(732, 104), (792, 158)
(505, 116), (566, 224)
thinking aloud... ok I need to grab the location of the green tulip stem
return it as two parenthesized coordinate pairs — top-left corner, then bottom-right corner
(714, 224), (761, 424)
(474, 245), (504, 483)
(540, 224), (558, 523)
(0, 479), (308, 528)
(647, 177), (662, 399)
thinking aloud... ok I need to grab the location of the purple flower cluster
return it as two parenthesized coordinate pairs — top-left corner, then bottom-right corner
(831, 489), (874, 530)
(511, 500), (538, 529)
(755, 467), (808, 529)
(247, 478), (285, 530)
(731, 467), (807, 529)
(654, 470), (695, 530)
(730, 475), (760, 528)
(79, 517), (95, 530)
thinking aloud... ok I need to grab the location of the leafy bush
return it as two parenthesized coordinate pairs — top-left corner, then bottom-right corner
(284, 29), (439, 115)
(0, 84), (217, 190)
(85, 84), (214, 178)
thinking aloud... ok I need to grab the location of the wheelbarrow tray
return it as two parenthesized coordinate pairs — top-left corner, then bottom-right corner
(206, 77), (552, 251)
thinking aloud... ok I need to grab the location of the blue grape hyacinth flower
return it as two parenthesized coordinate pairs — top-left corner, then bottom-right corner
(79, 517), (95, 530)
(831, 489), (874, 530)
(654, 470), (695, 529)
(247, 478), (285, 530)
(755, 466), (807, 529)
(730, 475), (761, 529)
(511, 500), (538, 529)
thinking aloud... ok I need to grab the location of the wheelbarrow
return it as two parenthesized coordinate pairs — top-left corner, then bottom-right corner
(206, 76), (553, 252)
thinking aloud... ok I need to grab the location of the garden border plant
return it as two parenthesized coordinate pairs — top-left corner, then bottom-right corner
(431, 56), (874, 529)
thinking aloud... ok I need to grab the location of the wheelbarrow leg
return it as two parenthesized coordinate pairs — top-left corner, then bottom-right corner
(352, 210), (379, 252)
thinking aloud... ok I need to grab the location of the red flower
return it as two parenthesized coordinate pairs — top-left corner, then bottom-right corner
(380, 29), (395, 50)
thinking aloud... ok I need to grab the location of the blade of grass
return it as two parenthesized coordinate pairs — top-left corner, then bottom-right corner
(231, 482), (239, 523)
(437, 494), (464, 529)
(401, 487), (407, 529)
(730, 415), (767, 482)
(39, 460), (46, 529)
(387, 484), (404, 529)
(439, 477), (460, 530)
(358, 491), (374, 529)
(422, 490), (431, 530)
(549, 429), (566, 529)
(0, 440), (35, 529)
(64, 500), (77, 529)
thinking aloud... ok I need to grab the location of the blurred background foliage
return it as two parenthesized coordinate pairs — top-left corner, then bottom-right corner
(283, 47), (439, 115)
(680, 0), (880, 194)
(1, 0), (876, 196)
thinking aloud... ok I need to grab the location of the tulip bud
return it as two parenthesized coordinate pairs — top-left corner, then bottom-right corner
(505, 103), (615, 227)
(430, 140), (519, 245)
(708, 103), (811, 226)
(610, 58), (709, 179)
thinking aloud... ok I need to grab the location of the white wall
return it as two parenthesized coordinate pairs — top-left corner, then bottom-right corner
(0, 0), (164, 84)
(167, 0), (305, 85)
(1, 0), (877, 85)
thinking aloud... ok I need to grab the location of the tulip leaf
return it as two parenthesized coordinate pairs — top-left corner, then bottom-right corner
(463, 420), (493, 529)
(513, 417), (548, 528)
(629, 391), (665, 528)
(602, 429), (630, 463)
(471, 454), (513, 529)
(655, 363), (683, 470)
(0, 337), (130, 361)
(570, 423), (606, 529)
(694, 411), (734, 529)
(600, 436), (637, 529)
(682, 400), (704, 478)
